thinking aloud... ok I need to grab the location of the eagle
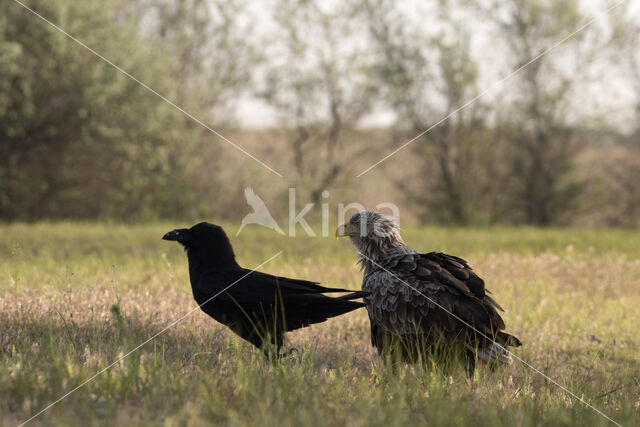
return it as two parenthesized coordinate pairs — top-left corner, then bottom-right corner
(336, 211), (521, 375)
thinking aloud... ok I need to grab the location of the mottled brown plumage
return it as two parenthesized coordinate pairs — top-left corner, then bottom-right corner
(337, 211), (521, 374)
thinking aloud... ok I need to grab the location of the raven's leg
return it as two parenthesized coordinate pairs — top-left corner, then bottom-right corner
(251, 331), (281, 363)
(240, 327), (265, 350)
(261, 344), (278, 362)
(237, 325), (277, 361)
(274, 332), (286, 359)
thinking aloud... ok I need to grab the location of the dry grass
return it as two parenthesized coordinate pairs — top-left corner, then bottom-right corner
(1, 222), (639, 426)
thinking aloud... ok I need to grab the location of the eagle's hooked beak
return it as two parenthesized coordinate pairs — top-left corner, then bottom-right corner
(335, 222), (359, 239)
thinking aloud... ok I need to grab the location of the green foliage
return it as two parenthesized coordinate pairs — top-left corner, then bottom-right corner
(0, 0), (207, 221)
(1, 0), (639, 227)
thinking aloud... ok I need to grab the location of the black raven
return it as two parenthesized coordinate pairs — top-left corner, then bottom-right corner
(163, 222), (366, 356)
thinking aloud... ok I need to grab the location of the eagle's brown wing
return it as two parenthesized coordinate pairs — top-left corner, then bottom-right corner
(363, 252), (520, 359)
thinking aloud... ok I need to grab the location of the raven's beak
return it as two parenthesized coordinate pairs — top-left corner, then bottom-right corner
(335, 223), (358, 239)
(162, 228), (189, 242)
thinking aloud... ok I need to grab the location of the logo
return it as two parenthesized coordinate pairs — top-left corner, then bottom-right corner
(236, 187), (400, 237)
(236, 187), (285, 236)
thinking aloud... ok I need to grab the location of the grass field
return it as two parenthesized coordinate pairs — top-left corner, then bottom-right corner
(1, 222), (639, 426)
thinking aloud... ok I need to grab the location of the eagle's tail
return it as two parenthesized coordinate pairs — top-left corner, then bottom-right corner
(466, 342), (512, 364)
(466, 331), (521, 364)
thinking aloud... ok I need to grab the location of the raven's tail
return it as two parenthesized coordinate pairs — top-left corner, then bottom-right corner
(337, 290), (369, 301)
(282, 293), (367, 332)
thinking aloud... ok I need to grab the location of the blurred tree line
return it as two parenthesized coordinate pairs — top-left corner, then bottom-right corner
(1, 0), (639, 226)
(0, 0), (255, 220)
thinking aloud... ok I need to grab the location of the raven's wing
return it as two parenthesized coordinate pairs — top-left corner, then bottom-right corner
(365, 252), (519, 349)
(197, 269), (356, 297)
(196, 269), (365, 331)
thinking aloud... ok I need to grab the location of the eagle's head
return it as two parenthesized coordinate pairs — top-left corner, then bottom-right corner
(336, 211), (405, 266)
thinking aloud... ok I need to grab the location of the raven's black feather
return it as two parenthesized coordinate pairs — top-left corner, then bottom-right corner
(164, 222), (366, 356)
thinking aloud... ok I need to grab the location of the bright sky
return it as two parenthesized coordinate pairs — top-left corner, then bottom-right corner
(234, 0), (638, 131)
